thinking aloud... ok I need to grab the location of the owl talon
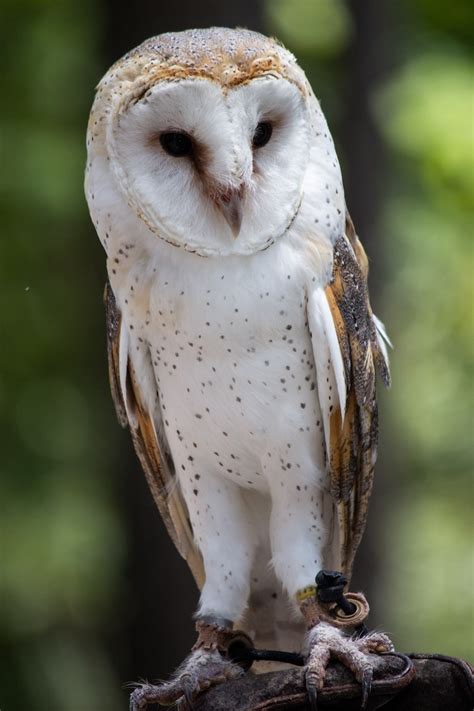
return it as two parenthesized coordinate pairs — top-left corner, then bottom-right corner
(305, 678), (319, 711)
(304, 622), (393, 710)
(360, 668), (373, 709)
(181, 673), (196, 709)
(176, 697), (195, 711)
(128, 648), (245, 710)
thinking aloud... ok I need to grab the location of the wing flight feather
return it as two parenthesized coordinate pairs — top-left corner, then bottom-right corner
(309, 214), (390, 581)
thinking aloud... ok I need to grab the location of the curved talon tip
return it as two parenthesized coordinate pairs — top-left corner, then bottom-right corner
(181, 674), (196, 710)
(176, 698), (192, 711)
(360, 669), (373, 710)
(129, 689), (143, 711)
(306, 680), (318, 711)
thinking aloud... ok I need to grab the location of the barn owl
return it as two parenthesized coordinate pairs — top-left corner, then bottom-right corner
(85, 28), (394, 710)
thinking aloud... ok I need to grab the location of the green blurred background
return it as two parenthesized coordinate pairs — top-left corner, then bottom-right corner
(1, 1), (472, 709)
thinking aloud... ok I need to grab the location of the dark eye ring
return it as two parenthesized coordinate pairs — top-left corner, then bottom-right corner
(253, 121), (273, 149)
(160, 131), (193, 157)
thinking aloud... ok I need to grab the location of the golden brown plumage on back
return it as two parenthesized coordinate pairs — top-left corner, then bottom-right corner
(325, 214), (390, 580)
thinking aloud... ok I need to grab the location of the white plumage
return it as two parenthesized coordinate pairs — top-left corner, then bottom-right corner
(85, 28), (389, 663)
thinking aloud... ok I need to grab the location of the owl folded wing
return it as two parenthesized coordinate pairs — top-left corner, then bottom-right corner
(104, 281), (205, 588)
(307, 215), (391, 581)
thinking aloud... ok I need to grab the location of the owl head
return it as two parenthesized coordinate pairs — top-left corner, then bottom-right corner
(86, 28), (344, 257)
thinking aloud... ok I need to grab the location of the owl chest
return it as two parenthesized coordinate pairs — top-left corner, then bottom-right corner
(146, 267), (310, 385)
(140, 266), (319, 462)
(122, 255), (323, 488)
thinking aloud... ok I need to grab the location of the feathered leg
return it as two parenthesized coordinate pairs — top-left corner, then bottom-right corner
(130, 473), (257, 709)
(129, 618), (250, 710)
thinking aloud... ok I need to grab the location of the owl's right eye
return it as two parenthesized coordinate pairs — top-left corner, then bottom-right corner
(160, 132), (193, 157)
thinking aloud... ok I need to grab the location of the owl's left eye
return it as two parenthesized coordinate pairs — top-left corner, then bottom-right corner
(252, 121), (273, 149)
(160, 131), (193, 157)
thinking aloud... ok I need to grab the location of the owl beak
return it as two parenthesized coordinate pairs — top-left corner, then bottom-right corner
(215, 186), (244, 238)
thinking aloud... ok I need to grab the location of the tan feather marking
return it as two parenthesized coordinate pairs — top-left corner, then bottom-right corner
(325, 286), (351, 386)
(122, 30), (306, 93)
(116, 62), (305, 120)
(324, 214), (389, 581)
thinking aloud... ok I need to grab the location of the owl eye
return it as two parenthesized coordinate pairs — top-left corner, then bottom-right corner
(252, 122), (273, 149)
(160, 131), (193, 157)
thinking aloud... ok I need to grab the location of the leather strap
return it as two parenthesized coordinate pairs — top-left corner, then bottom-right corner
(299, 590), (370, 630)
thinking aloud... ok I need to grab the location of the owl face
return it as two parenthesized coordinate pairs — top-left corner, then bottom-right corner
(107, 75), (311, 256)
(88, 29), (345, 258)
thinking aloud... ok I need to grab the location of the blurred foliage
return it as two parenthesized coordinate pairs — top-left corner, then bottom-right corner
(374, 45), (473, 658)
(406, 0), (474, 45)
(267, 0), (352, 56)
(1, 1), (125, 709)
(1, 0), (472, 709)
(376, 52), (474, 202)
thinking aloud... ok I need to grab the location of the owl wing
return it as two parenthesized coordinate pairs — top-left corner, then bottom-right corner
(307, 214), (391, 582)
(104, 281), (205, 588)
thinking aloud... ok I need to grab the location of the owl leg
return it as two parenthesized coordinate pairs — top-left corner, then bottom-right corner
(268, 478), (328, 599)
(183, 471), (257, 621)
(131, 475), (256, 709)
(268, 481), (394, 709)
(298, 586), (394, 711)
(129, 618), (251, 710)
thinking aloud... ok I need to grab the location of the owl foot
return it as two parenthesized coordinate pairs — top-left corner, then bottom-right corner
(129, 648), (244, 709)
(129, 618), (250, 710)
(304, 622), (394, 711)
